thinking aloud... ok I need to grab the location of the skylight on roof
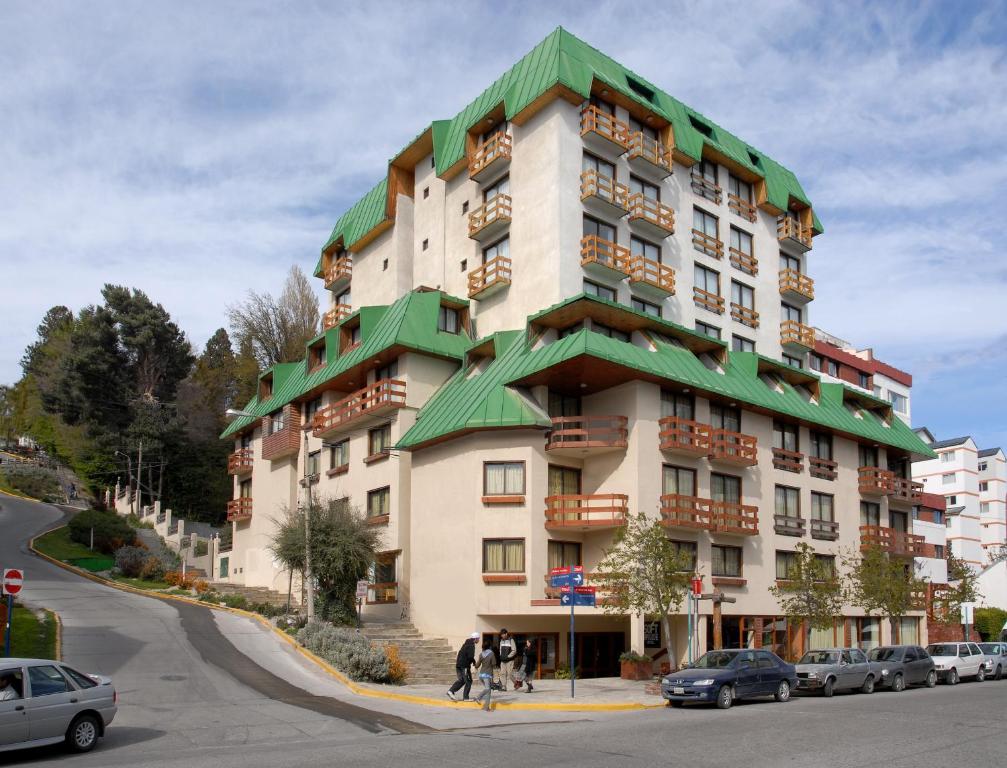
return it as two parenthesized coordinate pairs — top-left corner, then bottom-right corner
(689, 115), (715, 139)
(747, 150), (761, 168)
(626, 76), (655, 102)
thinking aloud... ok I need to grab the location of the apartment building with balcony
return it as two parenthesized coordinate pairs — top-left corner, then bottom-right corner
(219, 28), (935, 672)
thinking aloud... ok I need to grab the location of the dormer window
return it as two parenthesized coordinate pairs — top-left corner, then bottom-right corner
(308, 341), (326, 371)
(259, 374), (273, 400)
(438, 306), (460, 334)
(592, 322), (630, 343)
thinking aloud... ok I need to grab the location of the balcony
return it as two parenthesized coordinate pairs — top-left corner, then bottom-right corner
(774, 515), (806, 537)
(891, 477), (924, 505)
(691, 168), (723, 204)
(729, 247), (758, 276)
(261, 421), (300, 461)
(627, 194), (675, 240)
(810, 518), (840, 541)
(580, 235), (631, 280)
(580, 169), (629, 219)
(227, 448), (253, 475)
(808, 456), (838, 481)
(544, 494), (629, 531)
(858, 466), (895, 496)
(713, 501), (759, 535)
(777, 216), (813, 251)
(469, 131), (512, 183)
(367, 582), (398, 604)
(324, 255), (352, 292)
(226, 497), (253, 522)
(708, 429), (758, 466)
(545, 415), (628, 457)
(728, 193), (757, 223)
(693, 287), (725, 314)
(772, 448), (804, 473)
(580, 105), (630, 156)
(859, 525), (930, 557)
(779, 269), (814, 303)
(660, 494), (714, 531)
(626, 132), (673, 178)
(692, 230), (724, 259)
(629, 255), (675, 298)
(468, 193), (512, 242)
(780, 320), (815, 352)
(658, 417), (711, 457)
(312, 379), (406, 439)
(468, 254), (512, 299)
(323, 304), (352, 330)
(730, 303), (759, 329)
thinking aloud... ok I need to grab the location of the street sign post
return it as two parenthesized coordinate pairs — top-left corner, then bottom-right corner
(3, 569), (24, 657)
(558, 582), (596, 698)
(961, 601), (976, 640)
(355, 580), (368, 628)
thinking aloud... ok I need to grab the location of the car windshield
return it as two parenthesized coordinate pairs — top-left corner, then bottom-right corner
(979, 644), (999, 654)
(927, 644), (957, 657)
(799, 651), (838, 665)
(868, 647), (900, 662)
(692, 651), (738, 669)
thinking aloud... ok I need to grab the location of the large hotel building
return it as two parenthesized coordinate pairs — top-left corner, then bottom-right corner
(218, 28), (936, 676)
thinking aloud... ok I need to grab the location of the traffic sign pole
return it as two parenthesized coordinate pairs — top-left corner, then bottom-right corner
(569, 597), (575, 699)
(3, 594), (10, 657)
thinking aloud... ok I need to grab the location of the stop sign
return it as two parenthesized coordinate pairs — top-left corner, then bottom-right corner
(2, 569), (23, 596)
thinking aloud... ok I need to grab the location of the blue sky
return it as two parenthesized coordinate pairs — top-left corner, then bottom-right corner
(2, 1), (1005, 448)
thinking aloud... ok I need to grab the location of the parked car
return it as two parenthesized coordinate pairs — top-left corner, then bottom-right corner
(661, 649), (797, 710)
(0, 658), (116, 753)
(795, 648), (883, 695)
(977, 643), (1007, 680)
(926, 642), (986, 684)
(866, 645), (936, 690)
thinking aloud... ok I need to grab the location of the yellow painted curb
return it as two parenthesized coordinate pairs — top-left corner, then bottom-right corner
(53, 611), (63, 661)
(29, 527), (661, 712)
(0, 487), (41, 502)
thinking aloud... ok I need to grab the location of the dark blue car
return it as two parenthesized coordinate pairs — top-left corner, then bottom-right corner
(661, 649), (798, 709)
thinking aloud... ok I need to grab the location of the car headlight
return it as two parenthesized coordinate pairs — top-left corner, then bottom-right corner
(934, 663), (945, 669)
(806, 672), (818, 679)
(881, 669), (889, 676)
(691, 679), (715, 686)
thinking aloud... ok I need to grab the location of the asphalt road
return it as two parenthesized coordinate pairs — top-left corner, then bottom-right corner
(2, 493), (1006, 768)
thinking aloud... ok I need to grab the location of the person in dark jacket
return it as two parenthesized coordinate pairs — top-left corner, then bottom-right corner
(447, 632), (480, 701)
(521, 639), (537, 693)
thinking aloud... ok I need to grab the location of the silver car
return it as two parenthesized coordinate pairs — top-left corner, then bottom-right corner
(977, 643), (1007, 680)
(0, 658), (117, 753)
(794, 648), (881, 696)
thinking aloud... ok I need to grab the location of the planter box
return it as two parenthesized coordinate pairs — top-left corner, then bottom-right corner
(620, 660), (653, 680)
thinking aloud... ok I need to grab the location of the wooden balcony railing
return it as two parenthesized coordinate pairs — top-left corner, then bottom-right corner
(808, 456), (838, 481)
(580, 105), (630, 150)
(728, 193), (757, 222)
(627, 131), (673, 174)
(810, 518), (840, 541)
(580, 169), (630, 212)
(774, 515), (806, 537)
(693, 287), (724, 314)
(772, 447), (804, 473)
(777, 216), (813, 250)
(780, 320), (815, 350)
(628, 193), (675, 236)
(660, 494), (714, 531)
(658, 417), (711, 456)
(891, 477), (924, 504)
(713, 501), (759, 535)
(545, 416), (628, 453)
(729, 247), (758, 275)
(692, 229), (724, 259)
(580, 234), (631, 276)
(468, 254), (512, 299)
(544, 494), (629, 531)
(629, 255), (675, 295)
(469, 131), (512, 179)
(468, 193), (512, 239)
(709, 429), (758, 466)
(226, 497), (253, 522)
(859, 525), (929, 557)
(691, 168), (723, 204)
(227, 448), (253, 475)
(324, 255), (352, 291)
(858, 466), (895, 496)
(312, 379), (406, 438)
(779, 269), (814, 301)
(730, 303), (760, 329)
(323, 304), (352, 330)
(261, 410), (301, 461)
(367, 582), (398, 604)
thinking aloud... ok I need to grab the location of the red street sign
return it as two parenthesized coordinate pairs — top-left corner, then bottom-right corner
(691, 576), (703, 596)
(574, 586), (596, 594)
(550, 566), (571, 576)
(2, 569), (24, 596)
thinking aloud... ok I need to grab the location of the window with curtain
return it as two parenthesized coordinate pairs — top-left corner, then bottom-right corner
(775, 486), (800, 518)
(694, 264), (720, 295)
(483, 462), (525, 496)
(483, 175), (510, 201)
(810, 432), (832, 460)
(856, 617), (881, 651)
(307, 450), (321, 477)
(693, 208), (718, 238)
(582, 152), (616, 178)
(731, 280), (754, 310)
(368, 424), (391, 456)
(859, 445), (878, 467)
(269, 409), (286, 434)
(808, 622), (836, 649)
(669, 540), (698, 571)
(712, 545), (741, 577)
(730, 226), (752, 257)
(773, 421), (799, 452)
(548, 465), (581, 496)
(583, 279), (617, 302)
(860, 501), (881, 527)
(367, 487), (390, 518)
(329, 440), (349, 469)
(732, 335), (755, 353)
(660, 391), (695, 420)
(781, 303), (802, 323)
(583, 215), (616, 243)
(483, 236), (509, 265)
(547, 541), (581, 570)
(662, 465), (696, 496)
(629, 175), (659, 200)
(631, 236), (661, 263)
(775, 551), (797, 580)
(548, 392), (581, 418)
(728, 175), (751, 202)
(811, 493), (834, 521)
(814, 555), (836, 579)
(779, 252), (801, 273)
(899, 617), (919, 645)
(711, 474), (741, 504)
(239, 479), (252, 498)
(483, 539), (525, 572)
(438, 306), (460, 334)
(710, 404), (740, 432)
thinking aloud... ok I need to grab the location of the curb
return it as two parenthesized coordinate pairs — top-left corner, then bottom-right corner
(0, 487), (42, 502)
(29, 527), (661, 713)
(53, 610), (63, 661)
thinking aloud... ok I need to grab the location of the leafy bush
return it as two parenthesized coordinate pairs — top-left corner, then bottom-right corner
(197, 590), (220, 603)
(618, 651), (652, 663)
(139, 556), (165, 581)
(975, 607), (1007, 641)
(2, 466), (63, 502)
(249, 601), (286, 618)
(164, 571), (199, 590)
(554, 663), (581, 680)
(221, 594), (248, 609)
(385, 644), (409, 684)
(296, 622), (391, 682)
(193, 579), (209, 593)
(114, 546), (149, 577)
(68, 510), (136, 554)
(194, 540), (208, 557)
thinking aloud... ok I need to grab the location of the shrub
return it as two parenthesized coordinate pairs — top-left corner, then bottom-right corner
(114, 546), (148, 577)
(194, 540), (209, 557)
(385, 644), (409, 684)
(197, 590), (220, 603)
(193, 579), (209, 594)
(975, 607), (1007, 641)
(296, 622), (391, 682)
(164, 571), (198, 590)
(2, 466), (63, 502)
(618, 651), (652, 663)
(139, 556), (165, 582)
(68, 510), (136, 554)
(221, 594), (248, 610)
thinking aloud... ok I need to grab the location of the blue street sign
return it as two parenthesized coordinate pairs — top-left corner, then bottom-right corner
(560, 586), (596, 607)
(549, 566), (584, 589)
(574, 591), (596, 607)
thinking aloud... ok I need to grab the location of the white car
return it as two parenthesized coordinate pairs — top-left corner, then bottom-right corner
(925, 642), (986, 684)
(977, 643), (1007, 680)
(0, 658), (117, 753)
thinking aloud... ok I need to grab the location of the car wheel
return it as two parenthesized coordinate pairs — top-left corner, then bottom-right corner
(774, 680), (791, 702)
(996, 666), (1002, 681)
(947, 668), (959, 685)
(925, 670), (937, 688)
(66, 714), (100, 753)
(976, 667), (986, 682)
(822, 677), (835, 698)
(892, 673), (905, 692)
(716, 685), (733, 710)
(670, 701), (684, 708)
(861, 675), (875, 694)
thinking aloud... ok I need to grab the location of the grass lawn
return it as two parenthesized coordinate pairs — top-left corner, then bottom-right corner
(10, 605), (58, 659)
(111, 576), (171, 590)
(33, 527), (115, 572)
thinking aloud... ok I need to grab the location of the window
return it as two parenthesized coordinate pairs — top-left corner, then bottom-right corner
(628, 114), (657, 139)
(27, 665), (71, 696)
(422, 186), (429, 199)
(438, 306), (460, 333)
(593, 322), (631, 342)
(811, 492), (834, 522)
(889, 393), (908, 414)
(559, 323), (583, 339)
(855, 617), (881, 651)
(728, 175), (751, 203)
(483, 175), (510, 201)
(422, 238), (429, 251)
(306, 450), (321, 478)
(781, 302), (802, 323)
(663, 465), (697, 496)
(978, 461), (988, 472)
(61, 666), (97, 689)
(729, 227), (754, 271)
(660, 390), (695, 420)
(336, 288), (351, 307)
(483, 539), (524, 573)
(460, 259), (467, 272)
(268, 409), (286, 434)
(373, 554), (395, 586)
(304, 396), (323, 424)
(669, 540), (698, 572)
(780, 253), (801, 273)
(783, 354), (803, 369)
(484, 461), (525, 496)
(329, 440), (349, 470)
(934, 545), (945, 559)
(583, 215), (616, 243)
(730, 281), (755, 319)
(858, 372), (870, 389)
(629, 175), (659, 201)
(773, 420), (799, 452)
(582, 152), (616, 180)
(710, 404), (741, 432)
(431, 156), (436, 168)
(711, 473), (741, 504)
(483, 236), (509, 265)
(826, 360), (838, 377)
(548, 392), (582, 418)
(809, 353), (823, 372)
(368, 424), (391, 456)
(815, 555), (836, 579)
(945, 495), (957, 506)
(694, 264), (720, 306)
(583, 279), (617, 302)
(626, 76), (655, 102)
(462, 200), (469, 214)
(631, 235), (661, 263)
(548, 464), (581, 496)
(239, 478), (252, 498)
(632, 297), (661, 317)
(859, 445), (878, 467)
(776, 551), (798, 580)
(860, 501), (881, 527)
(941, 473), (955, 485)
(980, 481), (989, 493)
(693, 208), (719, 254)
(732, 335), (755, 353)
(696, 156), (717, 181)
(589, 94), (614, 114)
(349, 325), (362, 346)
(980, 502), (989, 514)
(695, 321), (721, 340)
(367, 487), (391, 518)
(309, 344), (326, 370)
(810, 432), (832, 460)
(548, 541), (582, 570)
(712, 545), (742, 578)
(940, 450), (954, 463)
(775, 486), (800, 518)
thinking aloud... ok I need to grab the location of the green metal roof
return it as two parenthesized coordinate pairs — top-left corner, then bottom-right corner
(315, 178), (389, 276)
(221, 290), (471, 438)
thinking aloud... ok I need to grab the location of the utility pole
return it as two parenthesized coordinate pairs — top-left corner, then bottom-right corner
(126, 453), (134, 515)
(302, 428), (314, 621)
(136, 439), (143, 512)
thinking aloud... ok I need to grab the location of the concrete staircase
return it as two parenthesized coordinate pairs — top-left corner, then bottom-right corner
(209, 582), (295, 609)
(359, 622), (457, 685)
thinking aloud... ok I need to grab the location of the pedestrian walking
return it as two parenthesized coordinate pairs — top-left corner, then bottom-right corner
(497, 628), (517, 690)
(521, 639), (537, 693)
(472, 637), (497, 711)
(447, 631), (480, 701)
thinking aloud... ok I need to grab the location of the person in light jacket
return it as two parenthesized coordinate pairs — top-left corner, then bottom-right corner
(472, 637), (498, 711)
(497, 628), (517, 690)
(447, 632), (480, 701)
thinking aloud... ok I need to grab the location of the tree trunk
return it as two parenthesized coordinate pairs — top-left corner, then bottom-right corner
(662, 615), (675, 671)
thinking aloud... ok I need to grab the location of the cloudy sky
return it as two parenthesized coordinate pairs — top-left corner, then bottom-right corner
(2, 1), (1005, 448)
